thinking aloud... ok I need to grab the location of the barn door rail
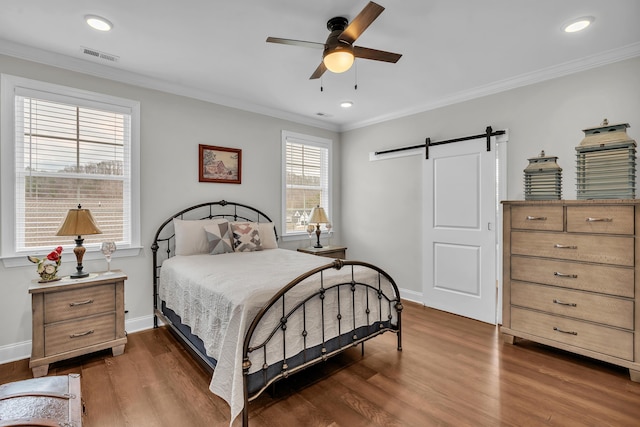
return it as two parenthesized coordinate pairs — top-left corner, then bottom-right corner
(374, 126), (506, 159)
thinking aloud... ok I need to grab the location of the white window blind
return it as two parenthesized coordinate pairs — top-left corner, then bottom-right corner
(282, 131), (331, 236)
(1, 75), (140, 260)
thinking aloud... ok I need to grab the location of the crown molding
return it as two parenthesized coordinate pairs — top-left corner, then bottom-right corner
(0, 39), (340, 132)
(341, 41), (640, 132)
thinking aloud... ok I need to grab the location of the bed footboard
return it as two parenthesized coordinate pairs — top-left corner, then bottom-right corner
(241, 259), (402, 426)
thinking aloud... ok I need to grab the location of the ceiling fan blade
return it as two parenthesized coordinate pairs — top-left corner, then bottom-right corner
(353, 46), (402, 63)
(309, 62), (327, 80)
(339, 1), (385, 44)
(266, 37), (325, 49)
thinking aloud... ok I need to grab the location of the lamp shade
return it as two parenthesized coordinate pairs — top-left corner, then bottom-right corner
(56, 204), (103, 237)
(309, 206), (329, 224)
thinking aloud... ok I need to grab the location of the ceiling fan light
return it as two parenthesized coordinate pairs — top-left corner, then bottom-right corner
(323, 51), (354, 73)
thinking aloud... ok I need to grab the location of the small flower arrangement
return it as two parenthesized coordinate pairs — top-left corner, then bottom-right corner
(28, 246), (63, 282)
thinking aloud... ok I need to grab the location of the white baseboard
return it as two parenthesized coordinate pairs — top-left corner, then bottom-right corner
(0, 314), (158, 365)
(399, 287), (423, 304)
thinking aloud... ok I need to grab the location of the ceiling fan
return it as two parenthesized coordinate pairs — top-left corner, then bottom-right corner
(266, 1), (402, 79)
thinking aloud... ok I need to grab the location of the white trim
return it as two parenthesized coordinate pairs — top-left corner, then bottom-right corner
(0, 74), (141, 261)
(399, 288), (423, 304)
(281, 131), (333, 239)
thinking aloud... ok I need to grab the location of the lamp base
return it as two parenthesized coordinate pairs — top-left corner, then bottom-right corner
(71, 236), (90, 279)
(314, 225), (323, 248)
(70, 271), (89, 279)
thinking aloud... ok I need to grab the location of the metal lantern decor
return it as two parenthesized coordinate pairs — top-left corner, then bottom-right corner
(524, 150), (562, 200)
(576, 119), (636, 199)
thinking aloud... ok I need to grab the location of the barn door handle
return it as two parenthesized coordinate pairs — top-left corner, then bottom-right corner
(553, 327), (577, 335)
(526, 216), (547, 221)
(553, 299), (577, 307)
(554, 272), (577, 278)
(554, 244), (577, 249)
(586, 217), (612, 222)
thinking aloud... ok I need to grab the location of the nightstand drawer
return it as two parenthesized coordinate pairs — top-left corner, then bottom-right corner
(511, 281), (633, 329)
(566, 205), (634, 234)
(44, 312), (116, 356)
(45, 284), (115, 323)
(511, 307), (633, 361)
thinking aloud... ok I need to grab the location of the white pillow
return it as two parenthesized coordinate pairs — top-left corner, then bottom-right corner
(173, 218), (229, 256)
(258, 222), (278, 249)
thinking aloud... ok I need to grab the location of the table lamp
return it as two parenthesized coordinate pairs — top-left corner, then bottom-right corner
(56, 204), (103, 278)
(308, 206), (329, 248)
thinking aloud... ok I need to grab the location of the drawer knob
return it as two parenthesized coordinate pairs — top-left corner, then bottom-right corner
(553, 327), (577, 335)
(69, 299), (94, 307)
(586, 217), (613, 222)
(553, 244), (577, 249)
(553, 299), (577, 307)
(526, 216), (547, 221)
(553, 272), (578, 279)
(70, 330), (94, 338)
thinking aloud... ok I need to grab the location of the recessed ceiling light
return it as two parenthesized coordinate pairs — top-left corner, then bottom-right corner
(340, 101), (354, 108)
(563, 16), (594, 33)
(85, 15), (113, 32)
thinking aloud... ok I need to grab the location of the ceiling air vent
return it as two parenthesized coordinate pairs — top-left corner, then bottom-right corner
(81, 46), (119, 62)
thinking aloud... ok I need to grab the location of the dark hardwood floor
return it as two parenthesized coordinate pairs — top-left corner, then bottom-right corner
(2, 301), (639, 426)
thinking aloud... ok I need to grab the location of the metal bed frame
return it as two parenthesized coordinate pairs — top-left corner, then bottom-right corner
(151, 200), (403, 426)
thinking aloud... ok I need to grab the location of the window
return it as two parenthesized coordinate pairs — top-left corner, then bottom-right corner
(1, 75), (140, 264)
(281, 131), (332, 237)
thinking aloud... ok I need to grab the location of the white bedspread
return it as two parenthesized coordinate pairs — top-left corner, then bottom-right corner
(159, 249), (395, 424)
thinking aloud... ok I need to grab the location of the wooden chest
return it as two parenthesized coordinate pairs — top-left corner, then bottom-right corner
(0, 374), (82, 426)
(501, 200), (640, 381)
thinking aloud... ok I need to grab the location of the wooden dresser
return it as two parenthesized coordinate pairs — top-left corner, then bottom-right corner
(501, 200), (639, 381)
(29, 271), (127, 377)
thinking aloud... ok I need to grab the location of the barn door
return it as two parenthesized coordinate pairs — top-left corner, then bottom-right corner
(422, 135), (498, 324)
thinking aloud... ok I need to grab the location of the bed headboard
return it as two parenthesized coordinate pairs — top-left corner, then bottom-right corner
(151, 200), (276, 318)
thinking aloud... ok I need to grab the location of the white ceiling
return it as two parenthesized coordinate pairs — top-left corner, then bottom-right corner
(1, 0), (639, 132)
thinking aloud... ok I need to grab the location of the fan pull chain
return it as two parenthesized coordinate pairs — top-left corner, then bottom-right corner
(354, 60), (358, 90)
(320, 75), (324, 92)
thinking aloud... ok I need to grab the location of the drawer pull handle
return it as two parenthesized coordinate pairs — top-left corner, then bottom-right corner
(586, 217), (613, 222)
(553, 327), (577, 335)
(70, 330), (94, 338)
(526, 216), (547, 221)
(69, 299), (93, 307)
(553, 244), (577, 249)
(553, 299), (577, 307)
(553, 272), (578, 279)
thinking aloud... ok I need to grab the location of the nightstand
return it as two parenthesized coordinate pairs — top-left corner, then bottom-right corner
(29, 270), (127, 377)
(297, 245), (347, 259)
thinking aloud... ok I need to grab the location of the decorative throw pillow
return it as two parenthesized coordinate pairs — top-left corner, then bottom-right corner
(231, 222), (262, 252)
(204, 221), (234, 255)
(173, 218), (228, 256)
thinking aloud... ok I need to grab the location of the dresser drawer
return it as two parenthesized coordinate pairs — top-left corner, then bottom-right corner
(510, 205), (564, 231)
(44, 312), (116, 356)
(511, 231), (634, 266)
(511, 256), (634, 297)
(511, 307), (633, 361)
(567, 205), (634, 235)
(44, 284), (115, 323)
(511, 281), (633, 329)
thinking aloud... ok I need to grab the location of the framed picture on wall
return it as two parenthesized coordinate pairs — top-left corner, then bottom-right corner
(199, 144), (242, 184)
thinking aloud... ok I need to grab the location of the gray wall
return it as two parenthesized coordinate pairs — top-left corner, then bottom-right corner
(0, 54), (340, 361)
(340, 56), (640, 299)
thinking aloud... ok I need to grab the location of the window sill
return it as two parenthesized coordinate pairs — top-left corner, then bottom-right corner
(1, 246), (143, 268)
